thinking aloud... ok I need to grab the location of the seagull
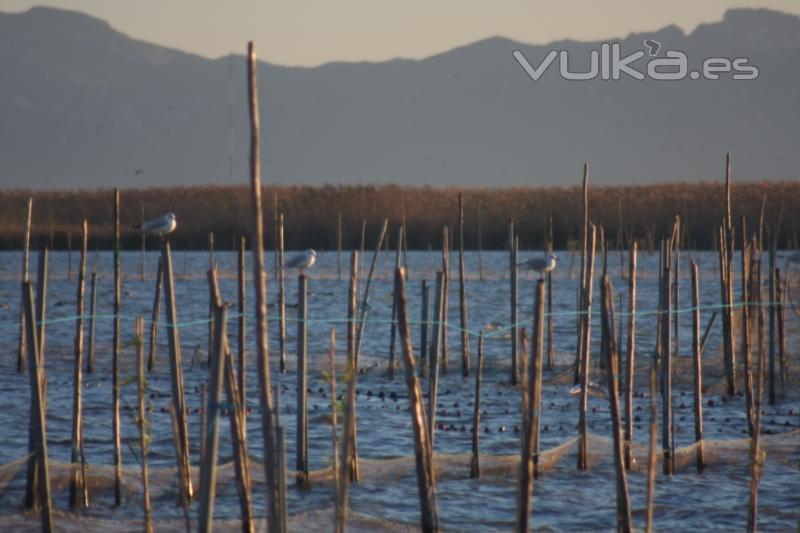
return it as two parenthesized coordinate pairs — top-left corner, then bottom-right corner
(286, 249), (317, 275)
(518, 253), (558, 278)
(135, 213), (177, 236)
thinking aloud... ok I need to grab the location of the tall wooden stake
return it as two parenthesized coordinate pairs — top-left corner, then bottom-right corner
(69, 220), (88, 509)
(136, 317), (153, 533)
(624, 241), (637, 470)
(458, 193), (470, 377)
(112, 188), (122, 505)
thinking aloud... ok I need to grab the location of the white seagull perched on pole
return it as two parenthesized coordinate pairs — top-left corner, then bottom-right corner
(135, 212), (177, 236)
(518, 253), (558, 278)
(286, 249), (317, 275)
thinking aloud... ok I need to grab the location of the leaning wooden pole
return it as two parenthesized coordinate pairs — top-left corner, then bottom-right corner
(354, 218), (389, 365)
(624, 241), (637, 470)
(278, 213), (286, 373)
(691, 261), (705, 472)
(198, 303), (228, 533)
(112, 188), (122, 506)
(458, 193), (470, 377)
(147, 257), (163, 371)
(23, 282), (53, 532)
(162, 241), (194, 502)
(395, 267), (439, 533)
(601, 278), (632, 533)
(247, 42), (278, 531)
(441, 226), (450, 374)
(68, 220), (88, 509)
(428, 271), (445, 449)
(574, 163), (589, 385)
(577, 224), (596, 471)
(238, 235), (248, 435)
(517, 279), (544, 531)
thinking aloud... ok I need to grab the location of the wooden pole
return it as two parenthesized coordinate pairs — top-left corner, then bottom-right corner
(458, 193), (470, 377)
(328, 330), (340, 528)
(574, 163), (589, 384)
(428, 271), (445, 449)
(742, 232), (755, 437)
(296, 274), (310, 488)
(136, 317), (153, 533)
(509, 219), (518, 385)
(25, 251), (45, 510)
(162, 241), (194, 502)
(441, 226), (450, 374)
(147, 257), (163, 371)
(238, 236), (248, 435)
(208, 231), (216, 362)
(198, 303), (227, 533)
(577, 225), (596, 471)
(420, 280), (430, 378)
(337, 212), (343, 281)
(768, 240), (777, 405)
(86, 265), (98, 374)
(601, 278), (632, 533)
(645, 360), (657, 533)
(275, 391), (288, 533)
(470, 331), (484, 479)
(624, 241), (637, 470)
(23, 282), (53, 532)
(69, 220), (88, 509)
(477, 199), (484, 281)
(394, 267), (439, 533)
(338, 252), (359, 531)
(517, 280), (544, 532)
(34, 247), (48, 361)
(691, 261), (705, 472)
(278, 213), (286, 373)
(17, 197), (33, 373)
(358, 219), (366, 282)
(112, 188), (122, 506)
(388, 226), (403, 378)
(661, 261), (673, 476)
(546, 216), (554, 370)
(354, 218), (388, 365)
(776, 268), (787, 398)
(247, 42), (278, 530)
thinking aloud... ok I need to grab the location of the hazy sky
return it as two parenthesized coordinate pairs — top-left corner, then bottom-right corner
(5, 1), (800, 66)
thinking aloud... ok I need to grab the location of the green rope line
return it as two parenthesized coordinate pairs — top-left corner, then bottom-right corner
(1, 300), (786, 341)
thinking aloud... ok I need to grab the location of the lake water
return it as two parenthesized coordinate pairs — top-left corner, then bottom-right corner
(0, 250), (797, 531)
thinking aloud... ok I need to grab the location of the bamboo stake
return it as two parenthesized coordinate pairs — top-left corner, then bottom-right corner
(238, 236), (248, 435)
(601, 278), (632, 533)
(517, 280), (544, 532)
(69, 221), (88, 509)
(337, 252), (359, 532)
(17, 197), (33, 373)
(169, 405), (192, 532)
(200, 384), (208, 467)
(275, 391), (288, 533)
(273, 192), (279, 281)
(401, 198), (409, 279)
(742, 230), (755, 437)
(34, 247), (48, 360)
(577, 225), (596, 471)
(388, 226), (403, 378)
(441, 226), (450, 374)
(208, 231), (216, 362)
(247, 42), (278, 531)
(768, 239), (777, 405)
(691, 261), (705, 472)
(420, 280), (430, 378)
(346, 251), (360, 483)
(428, 272), (445, 449)
(86, 264), (98, 374)
(776, 269), (786, 397)
(546, 216), (554, 370)
(509, 219), (518, 385)
(394, 267), (438, 533)
(458, 193), (470, 377)
(624, 241), (637, 470)
(278, 213), (286, 373)
(328, 330), (340, 527)
(358, 219), (366, 282)
(645, 360), (657, 533)
(162, 241), (193, 502)
(198, 303), (227, 533)
(136, 317), (153, 533)
(147, 257), (163, 371)
(354, 218), (388, 365)
(296, 274), (310, 488)
(661, 261), (673, 476)
(23, 282), (53, 532)
(477, 199), (484, 281)
(112, 189), (122, 505)
(747, 259), (766, 533)
(574, 163), (589, 384)
(470, 331), (484, 479)
(337, 212), (343, 281)
(672, 217), (680, 377)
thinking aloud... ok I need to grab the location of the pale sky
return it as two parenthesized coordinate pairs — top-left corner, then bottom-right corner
(5, 1), (800, 66)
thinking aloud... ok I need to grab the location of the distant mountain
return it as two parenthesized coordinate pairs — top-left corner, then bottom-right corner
(0, 6), (798, 188)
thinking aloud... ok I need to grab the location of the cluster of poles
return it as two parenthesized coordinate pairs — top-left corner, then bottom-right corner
(10, 42), (796, 533)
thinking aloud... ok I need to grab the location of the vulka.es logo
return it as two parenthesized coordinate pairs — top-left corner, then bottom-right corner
(513, 41), (759, 81)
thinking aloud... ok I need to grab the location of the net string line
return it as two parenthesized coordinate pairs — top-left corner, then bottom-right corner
(0, 299), (783, 341)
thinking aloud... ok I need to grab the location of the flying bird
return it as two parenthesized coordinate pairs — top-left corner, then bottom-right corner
(135, 213), (177, 236)
(286, 249), (317, 274)
(518, 253), (558, 278)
